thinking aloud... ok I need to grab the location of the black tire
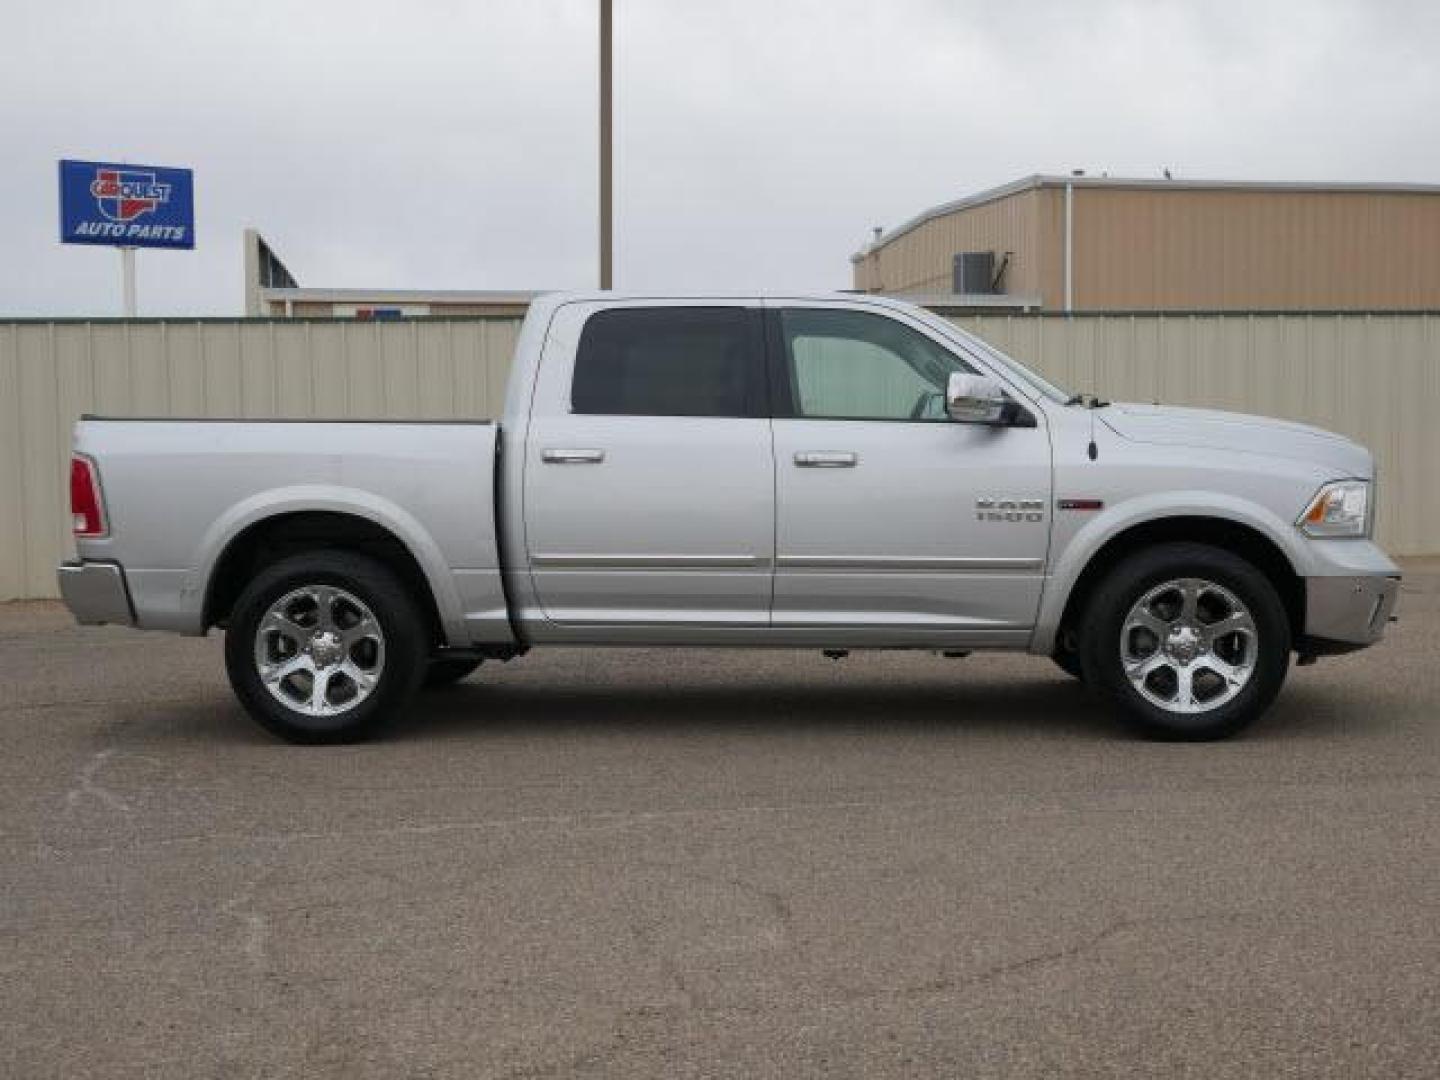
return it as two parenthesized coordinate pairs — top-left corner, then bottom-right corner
(1078, 542), (1291, 741)
(224, 550), (429, 744)
(423, 658), (483, 689)
(1051, 649), (1085, 682)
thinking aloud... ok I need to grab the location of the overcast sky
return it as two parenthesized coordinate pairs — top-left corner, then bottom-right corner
(2, 0), (1436, 316)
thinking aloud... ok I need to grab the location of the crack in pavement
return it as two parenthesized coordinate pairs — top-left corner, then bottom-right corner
(219, 879), (271, 972)
(886, 909), (1243, 1004)
(63, 748), (131, 814)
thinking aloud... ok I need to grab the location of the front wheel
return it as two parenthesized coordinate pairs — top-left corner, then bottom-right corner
(1079, 543), (1292, 740)
(224, 551), (429, 744)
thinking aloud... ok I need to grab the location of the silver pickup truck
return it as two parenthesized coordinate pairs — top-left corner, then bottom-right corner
(60, 293), (1400, 743)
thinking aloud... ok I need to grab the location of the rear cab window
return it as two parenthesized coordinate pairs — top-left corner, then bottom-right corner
(572, 307), (766, 418)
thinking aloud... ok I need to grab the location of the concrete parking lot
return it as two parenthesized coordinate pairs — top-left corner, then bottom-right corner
(2, 565), (1437, 1078)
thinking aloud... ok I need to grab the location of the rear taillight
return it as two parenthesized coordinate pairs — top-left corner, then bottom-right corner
(70, 454), (108, 538)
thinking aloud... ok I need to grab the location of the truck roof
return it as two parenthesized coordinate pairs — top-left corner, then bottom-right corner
(525, 290), (922, 316)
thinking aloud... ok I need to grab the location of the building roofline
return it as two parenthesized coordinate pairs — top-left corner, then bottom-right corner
(850, 175), (1045, 262)
(872, 292), (1043, 310)
(851, 174), (1440, 261)
(258, 287), (544, 304)
(509, 290), (1039, 306)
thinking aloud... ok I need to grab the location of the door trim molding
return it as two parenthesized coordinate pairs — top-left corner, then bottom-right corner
(775, 555), (1043, 571)
(531, 553), (767, 569)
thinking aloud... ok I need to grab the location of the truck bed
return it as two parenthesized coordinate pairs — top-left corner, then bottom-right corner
(71, 418), (512, 645)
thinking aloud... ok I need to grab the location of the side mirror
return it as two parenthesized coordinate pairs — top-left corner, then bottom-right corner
(946, 372), (1008, 424)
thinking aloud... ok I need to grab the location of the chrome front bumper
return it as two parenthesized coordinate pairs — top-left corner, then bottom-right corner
(57, 561), (135, 626)
(1304, 574), (1400, 646)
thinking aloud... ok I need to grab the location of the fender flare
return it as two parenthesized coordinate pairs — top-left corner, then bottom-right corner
(1031, 491), (1312, 655)
(188, 485), (468, 645)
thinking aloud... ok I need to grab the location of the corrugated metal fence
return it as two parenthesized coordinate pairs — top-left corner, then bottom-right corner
(1, 320), (521, 600)
(2, 314), (1436, 600)
(953, 313), (1439, 557)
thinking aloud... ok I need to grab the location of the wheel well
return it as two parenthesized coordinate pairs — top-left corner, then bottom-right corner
(1056, 517), (1304, 653)
(203, 511), (445, 645)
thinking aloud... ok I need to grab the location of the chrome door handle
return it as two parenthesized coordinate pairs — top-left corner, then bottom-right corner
(794, 451), (858, 468)
(541, 448), (606, 464)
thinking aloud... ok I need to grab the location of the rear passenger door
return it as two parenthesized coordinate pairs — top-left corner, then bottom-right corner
(522, 301), (775, 628)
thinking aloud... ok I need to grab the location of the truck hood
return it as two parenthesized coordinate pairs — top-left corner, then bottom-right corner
(1099, 402), (1372, 477)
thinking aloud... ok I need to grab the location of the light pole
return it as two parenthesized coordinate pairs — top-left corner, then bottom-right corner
(599, 0), (613, 289)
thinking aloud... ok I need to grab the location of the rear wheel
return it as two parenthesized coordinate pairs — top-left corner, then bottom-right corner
(1079, 543), (1291, 740)
(224, 551), (428, 744)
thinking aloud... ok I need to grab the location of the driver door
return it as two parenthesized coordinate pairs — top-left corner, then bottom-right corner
(766, 302), (1052, 642)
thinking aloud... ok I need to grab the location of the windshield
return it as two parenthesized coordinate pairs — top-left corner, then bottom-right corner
(906, 307), (1075, 405)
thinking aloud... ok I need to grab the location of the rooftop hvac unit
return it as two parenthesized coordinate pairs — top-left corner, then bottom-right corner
(953, 251), (998, 294)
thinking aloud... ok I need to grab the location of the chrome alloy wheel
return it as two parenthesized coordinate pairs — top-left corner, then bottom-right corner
(1120, 577), (1258, 715)
(253, 585), (386, 718)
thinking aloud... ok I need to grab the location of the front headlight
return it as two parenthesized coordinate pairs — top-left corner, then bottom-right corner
(1297, 480), (1371, 538)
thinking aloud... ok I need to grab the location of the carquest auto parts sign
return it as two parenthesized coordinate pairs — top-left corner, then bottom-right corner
(59, 159), (194, 249)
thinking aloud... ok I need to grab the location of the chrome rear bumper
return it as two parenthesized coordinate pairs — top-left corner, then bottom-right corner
(57, 561), (135, 626)
(1304, 574), (1400, 647)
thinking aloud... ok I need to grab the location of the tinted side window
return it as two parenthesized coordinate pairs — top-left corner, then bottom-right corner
(572, 307), (760, 417)
(777, 308), (975, 421)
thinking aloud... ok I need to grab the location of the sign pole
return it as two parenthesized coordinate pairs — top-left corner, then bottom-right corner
(120, 247), (137, 317)
(599, 0), (613, 289)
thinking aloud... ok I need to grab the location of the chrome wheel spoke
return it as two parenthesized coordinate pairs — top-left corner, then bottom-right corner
(309, 668), (335, 713)
(1131, 609), (1171, 639)
(342, 615), (381, 650)
(1196, 654), (1247, 689)
(340, 660), (378, 693)
(1173, 665), (1197, 710)
(1177, 580), (1201, 626)
(261, 653), (311, 686)
(261, 612), (309, 644)
(312, 587), (341, 632)
(1203, 611), (1255, 642)
(1124, 652), (1168, 687)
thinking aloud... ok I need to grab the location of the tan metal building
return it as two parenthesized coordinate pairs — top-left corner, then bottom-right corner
(852, 175), (1440, 312)
(243, 228), (538, 319)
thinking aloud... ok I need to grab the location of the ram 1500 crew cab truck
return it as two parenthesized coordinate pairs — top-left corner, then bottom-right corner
(59, 293), (1400, 743)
